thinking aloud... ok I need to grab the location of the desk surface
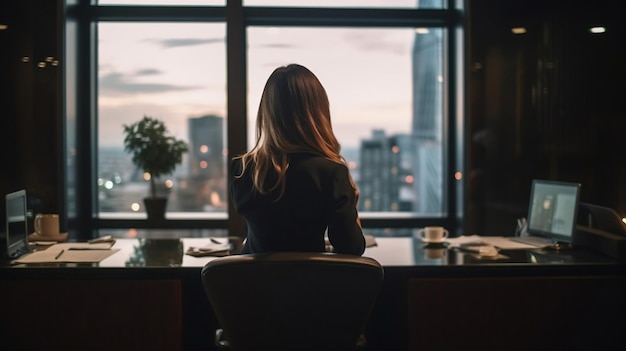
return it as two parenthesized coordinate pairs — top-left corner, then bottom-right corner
(3, 236), (622, 270)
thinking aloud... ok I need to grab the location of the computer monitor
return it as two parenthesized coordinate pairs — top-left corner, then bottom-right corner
(526, 180), (581, 244)
(5, 190), (30, 258)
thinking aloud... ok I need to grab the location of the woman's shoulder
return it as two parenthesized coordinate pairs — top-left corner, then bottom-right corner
(230, 156), (254, 178)
(230, 157), (243, 171)
(233, 153), (347, 173)
(290, 153), (347, 173)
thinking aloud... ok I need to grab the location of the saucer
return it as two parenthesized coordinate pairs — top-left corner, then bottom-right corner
(423, 241), (449, 248)
(28, 232), (68, 242)
(421, 237), (448, 245)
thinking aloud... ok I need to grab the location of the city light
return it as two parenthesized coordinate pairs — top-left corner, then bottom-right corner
(590, 26), (606, 34)
(210, 191), (223, 206)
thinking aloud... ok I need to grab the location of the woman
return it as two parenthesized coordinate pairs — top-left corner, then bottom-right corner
(231, 63), (365, 255)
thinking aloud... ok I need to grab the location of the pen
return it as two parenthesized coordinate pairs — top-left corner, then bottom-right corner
(210, 238), (221, 244)
(55, 249), (65, 260)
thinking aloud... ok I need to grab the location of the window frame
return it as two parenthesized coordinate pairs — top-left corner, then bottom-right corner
(65, 0), (464, 239)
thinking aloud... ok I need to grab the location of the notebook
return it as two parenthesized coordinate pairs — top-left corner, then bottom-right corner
(5, 189), (32, 258)
(510, 180), (581, 247)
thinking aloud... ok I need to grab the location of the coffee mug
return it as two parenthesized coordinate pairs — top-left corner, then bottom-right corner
(417, 226), (449, 243)
(34, 214), (60, 237)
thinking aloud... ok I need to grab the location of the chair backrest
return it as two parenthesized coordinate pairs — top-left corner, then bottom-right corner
(201, 252), (384, 351)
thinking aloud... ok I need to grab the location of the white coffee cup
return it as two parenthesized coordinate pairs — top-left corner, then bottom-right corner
(34, 214), (60, 237)
(417, 226), (449, 243)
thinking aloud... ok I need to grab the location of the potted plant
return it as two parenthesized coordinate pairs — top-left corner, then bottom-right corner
(123, 115), (188, 220)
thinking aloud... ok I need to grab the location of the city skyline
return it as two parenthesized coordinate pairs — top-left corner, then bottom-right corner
(94, 0), (446, 215)
(98, 23), (421, 149)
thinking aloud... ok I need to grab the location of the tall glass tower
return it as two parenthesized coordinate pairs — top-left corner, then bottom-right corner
(412, 1), (444, 214)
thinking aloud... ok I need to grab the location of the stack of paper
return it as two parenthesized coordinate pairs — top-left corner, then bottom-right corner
(12, 242), (119, 264)
(186, 239), (231, 257)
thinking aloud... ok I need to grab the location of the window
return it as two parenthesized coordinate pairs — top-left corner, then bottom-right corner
(98, 22), (227, 217)
(243, 0), (444, 9)
(66, 1), (463, 235)
(98, 0), (225, 5)
(247, 26), (446, 217)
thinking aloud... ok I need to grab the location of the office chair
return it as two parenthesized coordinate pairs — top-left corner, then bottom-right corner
(201, 252), (384, 351)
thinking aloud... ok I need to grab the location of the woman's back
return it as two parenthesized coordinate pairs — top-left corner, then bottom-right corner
(231, 153), (364, 255)
(231, 64), (365, 256)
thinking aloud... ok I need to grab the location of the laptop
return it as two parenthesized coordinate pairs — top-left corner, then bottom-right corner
(5, 190), (32, 259)
(510, 180), (581, 247)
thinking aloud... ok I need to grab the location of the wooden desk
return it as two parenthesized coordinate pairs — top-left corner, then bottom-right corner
(364, 238), (626, 351)
(1, 237), (625, 351)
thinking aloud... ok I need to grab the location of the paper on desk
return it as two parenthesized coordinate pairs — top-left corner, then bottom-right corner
(364, 234), (377, 248)
(186, 239), (231, 257)
(447, 235), (541, 250)
(325, 234), (377, 249)
(12, 242), (120, 264)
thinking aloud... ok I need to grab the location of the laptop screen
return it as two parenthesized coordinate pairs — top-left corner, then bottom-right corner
(527, 180), (581, 243)
(5, 190), (30, 258)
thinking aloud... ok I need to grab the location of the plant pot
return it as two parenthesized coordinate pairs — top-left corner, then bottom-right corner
(143, 197), (168, 220)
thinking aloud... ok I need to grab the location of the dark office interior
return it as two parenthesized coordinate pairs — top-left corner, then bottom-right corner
(465, 0), (625, 236)
(1, 0), (624, 237)
(1, 1), (625, 350)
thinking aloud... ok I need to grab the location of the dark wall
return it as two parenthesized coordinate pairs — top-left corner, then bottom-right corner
(466, 0), (626, 235)
(0, 0), (64, 230)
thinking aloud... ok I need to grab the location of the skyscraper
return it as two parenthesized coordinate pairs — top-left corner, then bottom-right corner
(188, 115), (224, 179)
(412, 18), (444, 214)
(357, 23), (444, 215)
(177, 115), (227, 211)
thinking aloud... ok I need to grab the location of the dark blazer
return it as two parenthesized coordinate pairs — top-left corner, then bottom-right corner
(231, 153), (365, 255)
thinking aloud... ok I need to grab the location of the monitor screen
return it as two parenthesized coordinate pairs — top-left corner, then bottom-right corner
(5, 190), (29, 258)
(527, 180), (581, 243)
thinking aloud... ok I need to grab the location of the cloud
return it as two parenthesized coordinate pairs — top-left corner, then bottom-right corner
(149, 37), (224, 48)
(99, 72), (199, 95)
(258, 43), (295, 49)
(135, 68), (161, 76)
(99, 103), (184, 148)
(343, 31), (410, 55)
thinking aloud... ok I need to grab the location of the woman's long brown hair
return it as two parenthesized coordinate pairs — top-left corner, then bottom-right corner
(234, 64), (357, 200)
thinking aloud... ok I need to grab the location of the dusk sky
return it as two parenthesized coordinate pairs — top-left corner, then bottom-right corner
(97, 0), (427, 149)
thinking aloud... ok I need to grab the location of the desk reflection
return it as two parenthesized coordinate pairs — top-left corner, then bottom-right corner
(101, 237), (614, 268)
(125, 238), (184, 267)
(97, 237), (243, 268)
(7, 236), (615, 268)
